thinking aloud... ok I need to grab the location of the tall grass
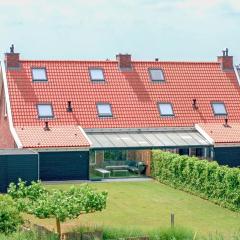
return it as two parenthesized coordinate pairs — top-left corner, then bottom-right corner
(73, 225), (240, 240)
(0, 230), (58, 240)
(148, 228), (195, 240)
(0, 227), (239, 240)
(73, 225), (194, 240)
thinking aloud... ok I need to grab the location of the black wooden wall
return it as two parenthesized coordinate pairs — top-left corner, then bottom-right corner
(0, 152), (38, 192)
(214, 147), (240, 167)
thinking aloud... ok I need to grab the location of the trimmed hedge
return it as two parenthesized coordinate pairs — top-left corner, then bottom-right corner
(151, 150), (240, 212)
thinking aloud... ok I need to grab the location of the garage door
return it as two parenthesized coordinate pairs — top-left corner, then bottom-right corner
(39, 151), (89, 181)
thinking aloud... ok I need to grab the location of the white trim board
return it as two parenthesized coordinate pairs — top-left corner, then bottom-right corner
(195, 124), (214, 145)
(234, 65), (240, 86)
(1, 60), (23, 148)
(79, 126), (92, 146)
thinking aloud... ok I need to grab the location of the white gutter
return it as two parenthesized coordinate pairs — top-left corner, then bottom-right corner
(1, 60), (23, 148)
(195, 124), (214, 145)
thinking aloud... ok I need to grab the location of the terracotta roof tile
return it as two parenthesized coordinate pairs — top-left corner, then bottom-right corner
(15, 125), (90, 148)
(198, 123), (240, 144)
(6, 60), (240, 129)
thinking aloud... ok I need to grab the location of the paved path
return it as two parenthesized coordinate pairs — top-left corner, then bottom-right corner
(43, 177), (152, 185)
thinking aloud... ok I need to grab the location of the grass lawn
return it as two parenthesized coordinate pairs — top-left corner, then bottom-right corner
(24, 180), (240, 238)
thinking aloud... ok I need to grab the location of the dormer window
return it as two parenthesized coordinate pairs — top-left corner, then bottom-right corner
(211, 102), (227, 116)
(90, 68), (105, 81)
(32, 68), (47, 81)
(37, 104), (54, 118)
(97, 103), (112, 117)
(158, 102), (174, 116)
(149, 68), (165, 82)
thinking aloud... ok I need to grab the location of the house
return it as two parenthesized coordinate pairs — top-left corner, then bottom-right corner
(0, 45), (240, 184)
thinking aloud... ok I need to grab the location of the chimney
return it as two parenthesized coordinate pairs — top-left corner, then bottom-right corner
(4, 44), (20, 69)
(44, 121), (50, 131)
(116, 54), (132, 71)
(217, 48), (233, 71)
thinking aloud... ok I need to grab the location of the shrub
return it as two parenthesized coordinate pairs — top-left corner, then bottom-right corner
(151, 151), (240, 211)
(0, 195), (23, 234)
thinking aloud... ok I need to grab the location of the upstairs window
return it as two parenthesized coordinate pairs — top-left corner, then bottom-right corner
(37, 104), (54, 118)
(97, 103), (112, 117)
(158, 103), (174, 116)
(32, 68), (47, 81)
(149, 68), (165, 82)
(90, 68), (105, 81)
(211, 102), (227, 116)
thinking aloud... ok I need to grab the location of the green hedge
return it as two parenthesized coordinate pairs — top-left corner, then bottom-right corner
(151, 150), (240, 212)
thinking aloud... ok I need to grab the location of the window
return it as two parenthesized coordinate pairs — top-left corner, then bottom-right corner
(89, 150), (96, 165)
(158, 103), (174, 116)
(211, 102), (227, 115)
(37, 104), (54, 118)
(97, 103), (112, 117)
(178, 148), (190, 156)
(149, 68), (164, 81)
(90, 68), (105, 81)
(104, 150), (127, 162)
(32, 68), (47, 81)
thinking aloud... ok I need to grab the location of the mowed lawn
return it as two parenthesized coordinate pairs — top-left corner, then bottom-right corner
(25, 180), (240, 237)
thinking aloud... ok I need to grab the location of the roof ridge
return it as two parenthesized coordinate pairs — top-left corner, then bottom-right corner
(19, 59), (219, 64)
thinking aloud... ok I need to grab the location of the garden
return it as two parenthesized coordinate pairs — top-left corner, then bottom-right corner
(0, 151), (240, 239)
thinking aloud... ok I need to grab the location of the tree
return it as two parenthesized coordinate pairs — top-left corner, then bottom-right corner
(8, 179), (108, 236)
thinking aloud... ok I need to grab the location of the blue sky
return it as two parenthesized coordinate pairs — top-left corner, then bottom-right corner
(0, 0), (240, 63)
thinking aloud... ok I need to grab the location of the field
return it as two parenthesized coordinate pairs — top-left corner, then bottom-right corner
(24, 180), (240, 238)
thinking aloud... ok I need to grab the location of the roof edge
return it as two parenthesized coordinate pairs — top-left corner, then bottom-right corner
(84, 127), (196, 133)
(18, 59), (220, 65)
(1, 61), (23, 148)
(195, 124), (214, 145)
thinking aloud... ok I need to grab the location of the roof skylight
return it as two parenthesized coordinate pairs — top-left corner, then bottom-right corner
(37, 104), (54, 118)
(32, 68), (47, 81)
(211, 102), (227, 116)
(158, 103), (174, 116)
(149, 68), (165, 81)
(97, 103), (112, 117)
(90, 68), (105, 81)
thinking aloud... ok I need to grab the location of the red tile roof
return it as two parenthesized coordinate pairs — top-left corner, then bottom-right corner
(15, 125), (90, 148)
(6, 59), (240, 130)
(198, 123), (240, 144)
